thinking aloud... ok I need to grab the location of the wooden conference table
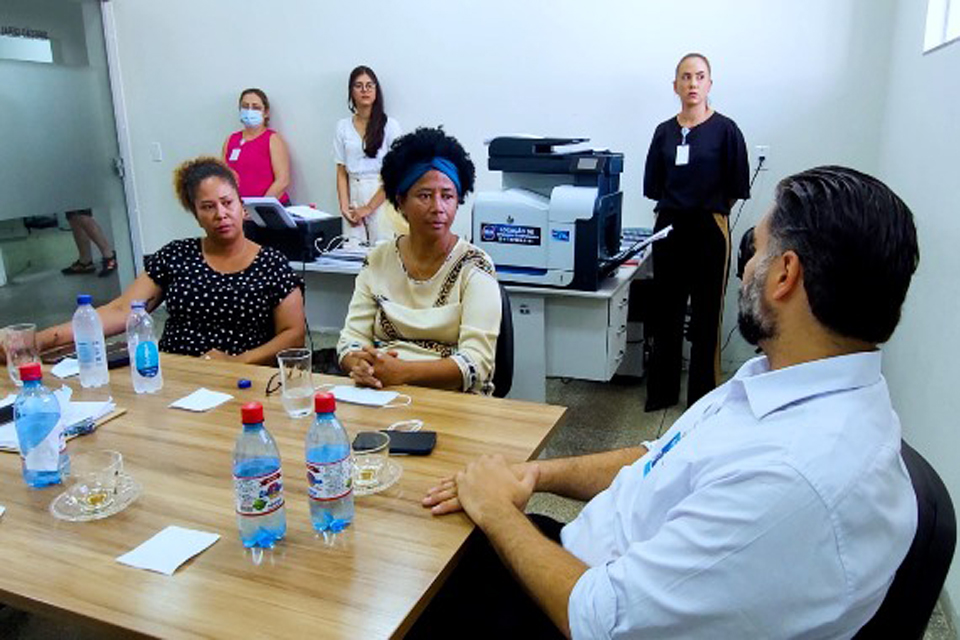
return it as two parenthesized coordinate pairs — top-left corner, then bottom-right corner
(0, 355), (565, 638)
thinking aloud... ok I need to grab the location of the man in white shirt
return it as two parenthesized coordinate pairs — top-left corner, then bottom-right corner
(419, 166), (920, 639)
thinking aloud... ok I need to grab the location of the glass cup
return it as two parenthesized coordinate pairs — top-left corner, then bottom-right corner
(3, 323), (39, 387)
(277, 348), (314, 418)
(352, 431), (390, 491)
(69, 450), (123, 514)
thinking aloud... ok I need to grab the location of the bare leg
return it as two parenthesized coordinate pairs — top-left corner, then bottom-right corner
(67, 216), (93, 263)
(75, 215), (113, 259)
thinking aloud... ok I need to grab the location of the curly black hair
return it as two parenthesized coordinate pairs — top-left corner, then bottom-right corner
(380, 126), (476, 208)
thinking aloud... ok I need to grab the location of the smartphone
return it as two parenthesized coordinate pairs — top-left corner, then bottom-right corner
(353, 430), (437, 456)
(0, 404), (13, 425)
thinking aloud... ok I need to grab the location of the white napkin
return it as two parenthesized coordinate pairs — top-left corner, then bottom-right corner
(51, 358), (80, 378)
(331, 385), (400, 407)
(0, 394), (15, 409)
(116, 525), (220, 576)
(169, 388), (233, 412)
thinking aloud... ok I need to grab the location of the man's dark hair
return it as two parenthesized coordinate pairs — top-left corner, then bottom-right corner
(380, 126), (476, 208)
(769, 166), (919, 344)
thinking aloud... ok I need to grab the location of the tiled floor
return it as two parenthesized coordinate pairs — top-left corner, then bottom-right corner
(0, 266), (120, 331)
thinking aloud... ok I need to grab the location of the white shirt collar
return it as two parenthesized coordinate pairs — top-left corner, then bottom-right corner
(731, 351), (883, 419)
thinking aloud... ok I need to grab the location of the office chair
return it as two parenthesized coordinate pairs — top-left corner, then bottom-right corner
(491, 283), (514, 398)
(853, 440), (957, 639)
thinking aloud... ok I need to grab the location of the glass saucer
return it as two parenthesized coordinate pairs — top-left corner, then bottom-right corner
(49, 473), (142, 522)
(353, 458), (402, 497)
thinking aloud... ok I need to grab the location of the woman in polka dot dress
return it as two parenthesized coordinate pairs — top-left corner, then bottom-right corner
(34, 157), (305, 365)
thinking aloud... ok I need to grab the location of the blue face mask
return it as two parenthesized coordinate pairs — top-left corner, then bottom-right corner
(239, 109), (264, 128)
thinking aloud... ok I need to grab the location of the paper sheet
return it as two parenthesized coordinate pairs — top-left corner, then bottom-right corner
(51, 358), (80, 379)
(169, 388), (233, 412)
(116, 526), (220, 576)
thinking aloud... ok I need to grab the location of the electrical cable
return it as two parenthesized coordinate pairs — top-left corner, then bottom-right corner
(730, 156), (765, 234)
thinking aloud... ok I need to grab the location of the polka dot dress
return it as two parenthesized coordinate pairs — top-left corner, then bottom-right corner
(145, 238), (302, 357)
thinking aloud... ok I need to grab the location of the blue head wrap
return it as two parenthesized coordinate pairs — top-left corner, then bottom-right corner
(396, 157), (461, 199)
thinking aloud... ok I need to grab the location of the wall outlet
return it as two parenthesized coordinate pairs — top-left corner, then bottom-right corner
(755, 145), (770, 171)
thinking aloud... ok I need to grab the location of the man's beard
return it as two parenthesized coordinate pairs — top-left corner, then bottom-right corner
(737, 258), (778, 346)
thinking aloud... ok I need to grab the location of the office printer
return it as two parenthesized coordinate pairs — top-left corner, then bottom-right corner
(472, 136), (624, 291)
(242, 198), (341, 262)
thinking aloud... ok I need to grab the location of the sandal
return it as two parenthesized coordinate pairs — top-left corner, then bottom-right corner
(98, 253), (117, 277)
(62, 260), (95, 275)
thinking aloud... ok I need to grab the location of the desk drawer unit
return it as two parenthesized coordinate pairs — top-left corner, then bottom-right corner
(545, 286), (631, 381)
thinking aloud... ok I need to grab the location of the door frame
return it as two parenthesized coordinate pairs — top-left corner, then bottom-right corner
(99, 0), (145, 279)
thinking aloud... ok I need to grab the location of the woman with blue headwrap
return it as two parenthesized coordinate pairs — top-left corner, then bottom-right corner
(337, 127), (502, 394)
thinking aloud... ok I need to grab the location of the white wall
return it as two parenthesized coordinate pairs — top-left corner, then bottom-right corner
(109, 0), (896, 368)
(878, 0), (960, 613)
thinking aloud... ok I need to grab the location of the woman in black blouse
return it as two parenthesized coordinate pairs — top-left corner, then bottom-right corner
(35, 157), (305, 365)
(643, 53), (750, 411)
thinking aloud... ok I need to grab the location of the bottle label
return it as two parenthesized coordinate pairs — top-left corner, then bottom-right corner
(20, 419), (61, 472)
(135, 341), (160, 378)
(234, 468), (285, 516)
(76, 340), (105, 366)
(307, 456), (353, 501)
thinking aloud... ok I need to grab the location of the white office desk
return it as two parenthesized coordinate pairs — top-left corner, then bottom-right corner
(294, 254), (649, 402)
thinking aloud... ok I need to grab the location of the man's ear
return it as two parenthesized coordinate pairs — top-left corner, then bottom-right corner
(770, 250), (803, 301)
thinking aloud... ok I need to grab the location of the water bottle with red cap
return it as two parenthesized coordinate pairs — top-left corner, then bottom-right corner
(14, 362), (68, 488)
(306, 392), (354, 533)
(233, 402), (286, 548)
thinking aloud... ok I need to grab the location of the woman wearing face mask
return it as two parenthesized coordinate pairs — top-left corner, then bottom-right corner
(642, 52), (750, 411)
(222, 88), (291, 204)
(29, 157), (305, 365)
(334, 65), (405, 244)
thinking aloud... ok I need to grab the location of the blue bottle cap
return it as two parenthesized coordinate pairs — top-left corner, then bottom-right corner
(237, 378), (252, 389)
(77, 294), (93, 305)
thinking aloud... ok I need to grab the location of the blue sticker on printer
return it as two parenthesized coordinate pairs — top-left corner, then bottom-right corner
(480, 223), (541, 246)
(551, 229), (570, 242)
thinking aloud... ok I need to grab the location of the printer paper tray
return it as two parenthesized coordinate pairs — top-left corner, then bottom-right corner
(496, 268), (573, 288)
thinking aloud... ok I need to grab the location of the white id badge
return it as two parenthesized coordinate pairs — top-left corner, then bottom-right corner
(229, 148), (241, 162)
(675, 145), (689, 166)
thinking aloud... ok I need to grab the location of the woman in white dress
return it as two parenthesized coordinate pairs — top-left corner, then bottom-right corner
(334, 65), (405, 244)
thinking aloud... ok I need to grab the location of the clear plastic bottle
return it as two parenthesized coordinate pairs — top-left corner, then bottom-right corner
(14, 362), (68, 488)
(72, 294), (109, 388)
(126, 300), (163, 394)
(306, 392), (354, 533)
(233, 402), (286, 548)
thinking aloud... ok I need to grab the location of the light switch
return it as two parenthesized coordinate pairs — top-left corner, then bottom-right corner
(150, 142), (163, 162)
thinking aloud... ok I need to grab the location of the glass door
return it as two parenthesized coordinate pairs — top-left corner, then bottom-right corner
(0, 0), (134, 331)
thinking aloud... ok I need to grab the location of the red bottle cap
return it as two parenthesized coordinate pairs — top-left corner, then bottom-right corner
(309, 203), (317, 209)
(241, 402), (264, 424)
(19, 362), (42, 382)
(314, 392), (336, 414)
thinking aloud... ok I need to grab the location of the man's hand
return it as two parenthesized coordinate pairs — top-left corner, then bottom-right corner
(423, 460), (539, 515)
(453, 455), (539, 530)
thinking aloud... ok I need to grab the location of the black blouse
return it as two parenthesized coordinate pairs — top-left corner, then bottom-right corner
(145, 238), (302, 356)
(643, 112), (750, 215)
